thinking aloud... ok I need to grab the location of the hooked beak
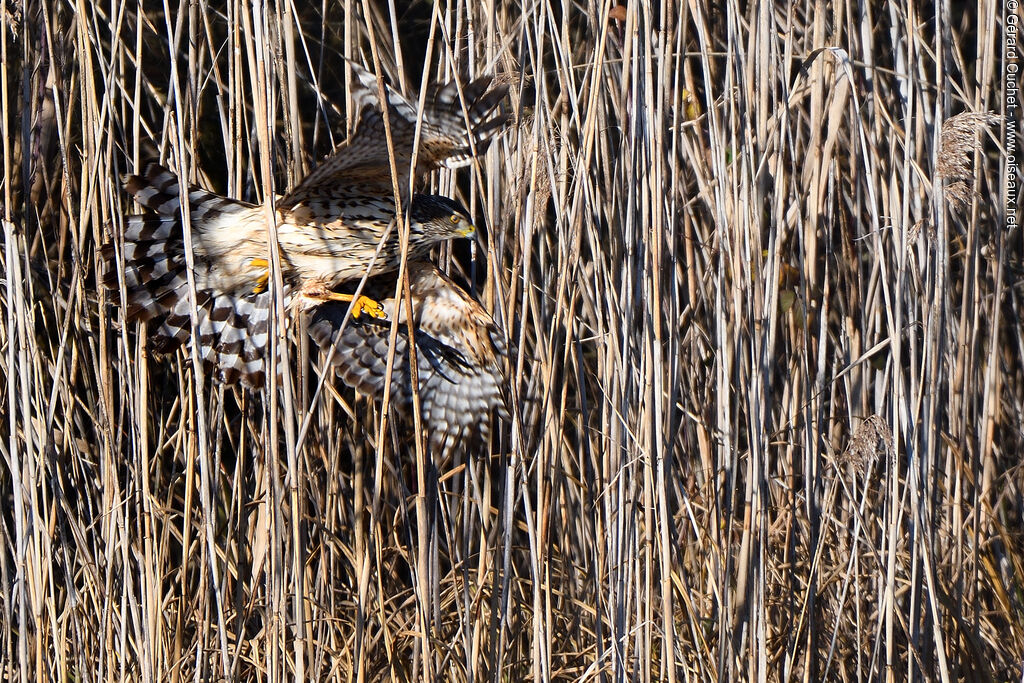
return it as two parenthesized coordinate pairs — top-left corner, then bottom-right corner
(457, 222), (477, 238)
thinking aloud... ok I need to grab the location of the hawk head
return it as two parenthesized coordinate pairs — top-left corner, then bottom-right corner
(410, 194), (476, 242)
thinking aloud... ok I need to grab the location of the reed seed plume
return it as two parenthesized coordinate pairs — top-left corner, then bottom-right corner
(937, 111), (1001, 211)
(838, 414), (893, 474)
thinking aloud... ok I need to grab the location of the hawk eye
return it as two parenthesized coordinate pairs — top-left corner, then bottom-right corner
(449, 214), (461, 224)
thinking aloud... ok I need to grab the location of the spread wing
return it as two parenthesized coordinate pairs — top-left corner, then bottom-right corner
(282, 64), (509, 208)
(308, 261), (508, 453)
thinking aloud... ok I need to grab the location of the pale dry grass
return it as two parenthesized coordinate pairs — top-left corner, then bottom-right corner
(1, 0), (1022, 681)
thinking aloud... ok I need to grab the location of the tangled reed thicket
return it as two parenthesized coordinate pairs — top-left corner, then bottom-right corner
(1, 0), (1021, 680)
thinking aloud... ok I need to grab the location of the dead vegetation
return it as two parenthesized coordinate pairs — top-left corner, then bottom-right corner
(0, 0), (1021, 680)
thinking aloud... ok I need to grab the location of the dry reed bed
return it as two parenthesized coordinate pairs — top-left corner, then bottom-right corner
(0, 0), (1021, 680)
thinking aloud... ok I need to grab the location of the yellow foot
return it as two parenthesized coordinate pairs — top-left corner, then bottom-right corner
(250, 257), (270, 294)
(320, 291), (386, 320)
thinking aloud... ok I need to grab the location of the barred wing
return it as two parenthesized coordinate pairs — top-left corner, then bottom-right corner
(282, 65), (509, 207)
(308, 261), (508, 452)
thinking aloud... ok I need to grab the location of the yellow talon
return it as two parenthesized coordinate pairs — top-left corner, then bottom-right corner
(323, 292), (386, 319)
(250, 257), (270, 294)
(249, 253), (384, 319)
(354, 296), (387, 319)
(252, 273), (270, 294)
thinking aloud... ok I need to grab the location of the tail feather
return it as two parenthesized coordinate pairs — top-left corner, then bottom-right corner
(208, 297), (253, 386)
(123, 163), (255, 219)
(122, 214), (178, 243)
(124, 269), (187, 321)
(104, 163), (274, 387)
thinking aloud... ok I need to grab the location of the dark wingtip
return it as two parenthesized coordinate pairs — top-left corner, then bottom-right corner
(122, 173), (142, 193)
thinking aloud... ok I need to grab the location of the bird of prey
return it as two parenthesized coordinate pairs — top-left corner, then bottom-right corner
(308, 260), (509, 455)
(103, 65), (509, 388)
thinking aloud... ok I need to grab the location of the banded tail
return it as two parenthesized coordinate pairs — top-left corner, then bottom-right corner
(103, 163), (275, 387)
